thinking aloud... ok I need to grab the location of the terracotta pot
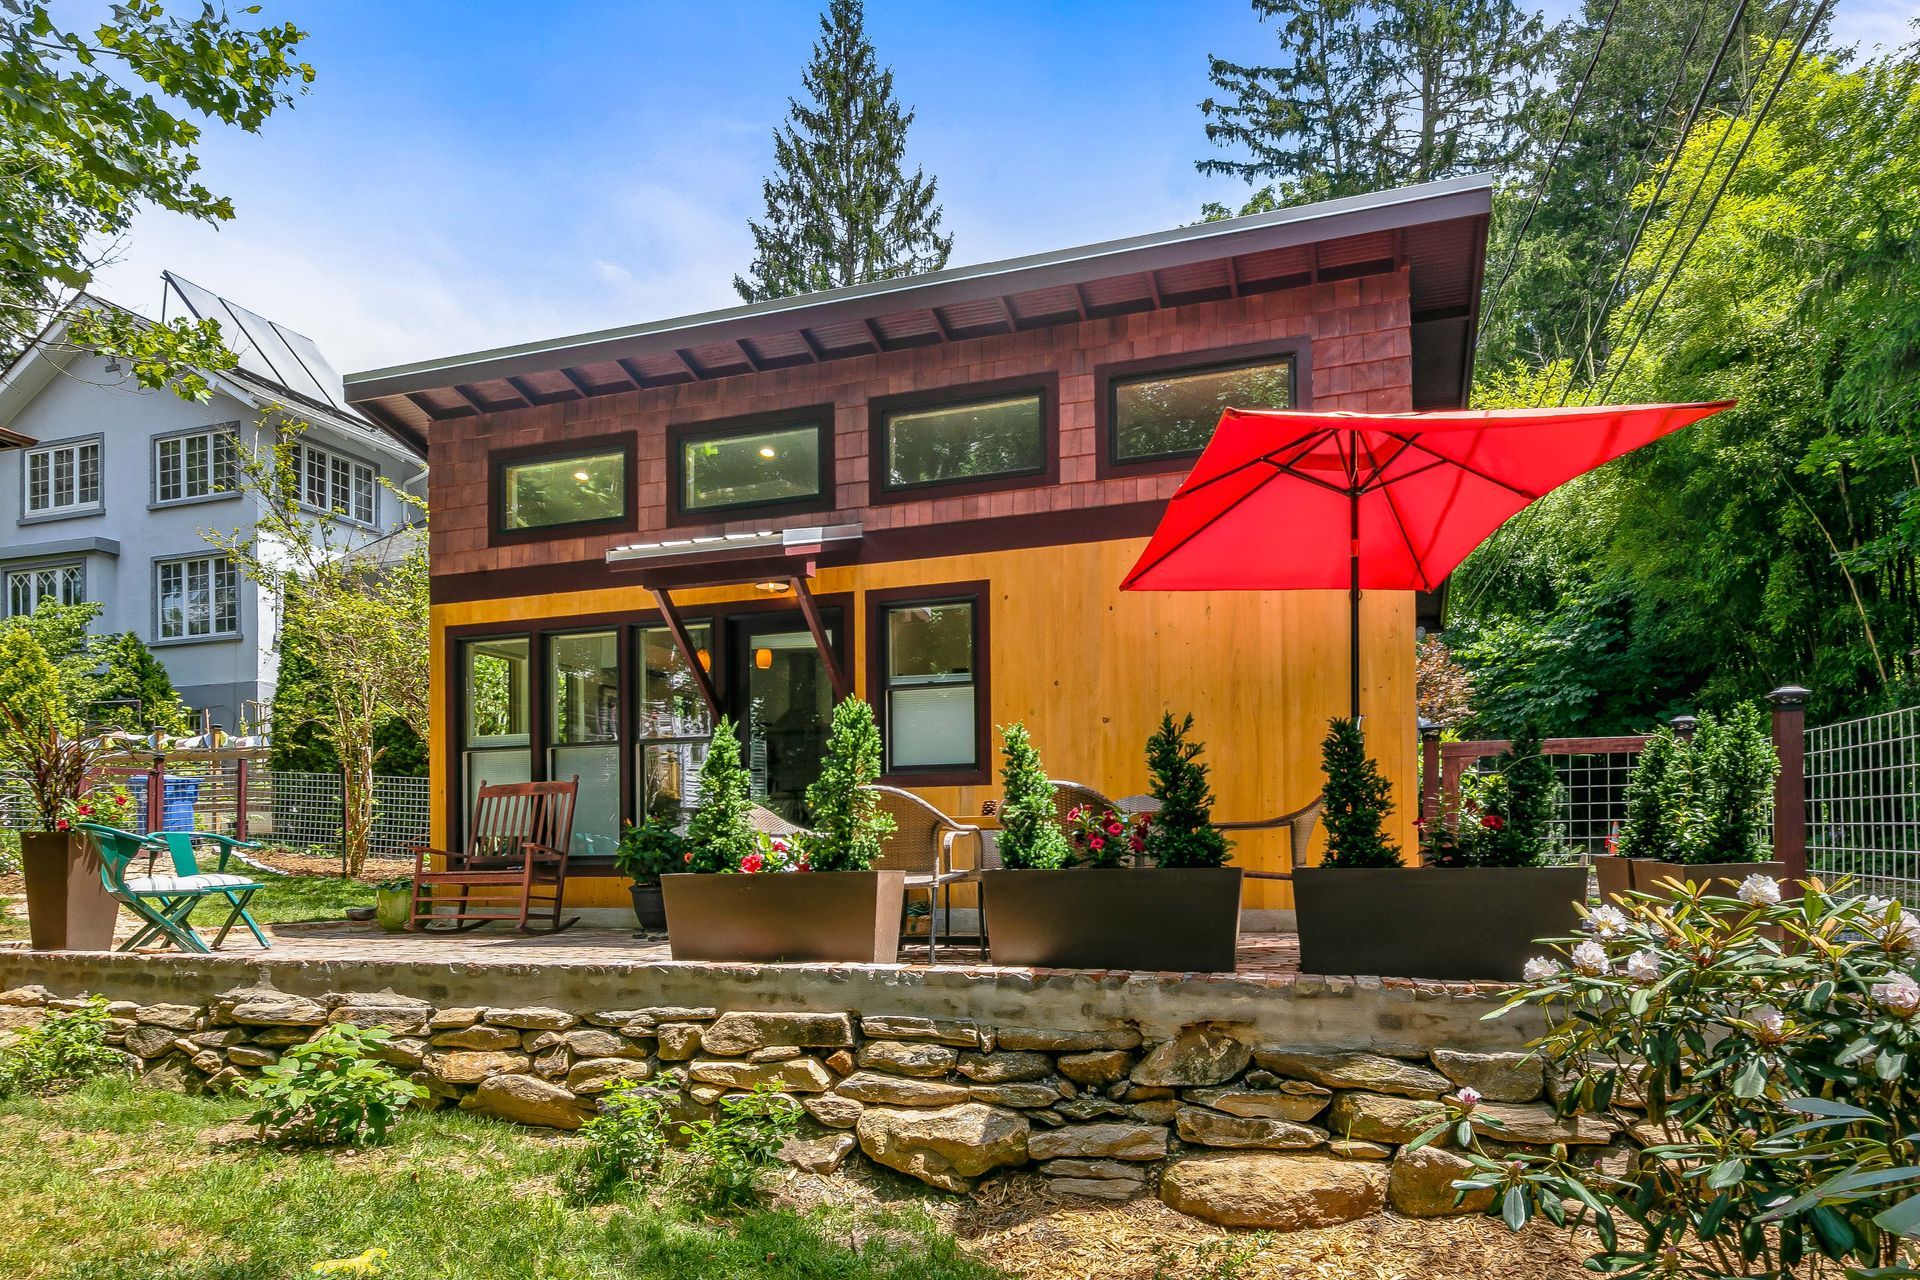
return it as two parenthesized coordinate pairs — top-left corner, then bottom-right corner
(373, 887), (412, 933)
(981, 867), (1244, 972)
(661, 870), (906, 963)
(1634, 860), (1792, 899)
(629, 882), (667, 932)
(1294, 865), (1587, 982)
(19, 830), (120, 952)
(1593, 855), (1637, 904)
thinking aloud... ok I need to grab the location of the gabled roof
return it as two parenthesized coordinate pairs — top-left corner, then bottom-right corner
(345, 175), (1493, 432)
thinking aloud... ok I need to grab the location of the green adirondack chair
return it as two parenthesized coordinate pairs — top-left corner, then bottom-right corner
(148, 831), (273, 949)
(75, 823), (270, 954)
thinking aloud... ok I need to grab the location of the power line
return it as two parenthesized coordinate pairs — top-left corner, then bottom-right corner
(1479, 0), (1626, 331)
(1594, 0), (1831, 404)
(1550, 0), (1728, 403)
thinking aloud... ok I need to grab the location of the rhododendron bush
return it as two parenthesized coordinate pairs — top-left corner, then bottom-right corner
(1440, 878), (1920, 1276)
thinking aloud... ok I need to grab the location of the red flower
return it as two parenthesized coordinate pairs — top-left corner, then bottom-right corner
(771, 838), (789, 853)
(740, 852), (765, 874)
(1105, 821), (1123, 836)
(55, 818), (70, 831)
(76, 803), (92, 816)
(1129, 833), (1146, 853)
(1481, 814), (1505, 830)
(1067, 806), (1083, 822)
(1089, 836), (1105, 850)
(1413, 816), (1426, 828)
(682, 851), (694, 863)
(796, 860), (810, 873)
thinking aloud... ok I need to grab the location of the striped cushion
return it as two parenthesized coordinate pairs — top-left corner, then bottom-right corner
(124, 873), (260, 895)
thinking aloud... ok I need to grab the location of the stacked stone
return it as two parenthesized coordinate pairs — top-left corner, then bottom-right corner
(0, 984), (1625, 1232)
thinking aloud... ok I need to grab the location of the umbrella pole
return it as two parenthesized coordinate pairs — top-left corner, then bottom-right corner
(1348, 489), (1361, 723)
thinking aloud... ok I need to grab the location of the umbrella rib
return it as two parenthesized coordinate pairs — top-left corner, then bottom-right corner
(1174, 427), (1333, 499)
(1357, 434), (1435, 591)
(1377, 431), (1542, 501)
(1354, 437), (1416, 492)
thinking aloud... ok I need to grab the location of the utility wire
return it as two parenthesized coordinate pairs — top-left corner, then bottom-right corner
(1479, 0), (1626, 332)
(1594, 0), (1831, 404)
(1551, 0), (1728, 404)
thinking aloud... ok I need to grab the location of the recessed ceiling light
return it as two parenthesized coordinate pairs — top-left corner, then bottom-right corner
(758, 446), (777, 459)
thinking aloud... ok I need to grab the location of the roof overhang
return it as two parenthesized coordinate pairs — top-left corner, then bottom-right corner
(0, 424), (35, 449)
(347, 175), (1493, 432)
(606, 523), (864, 591)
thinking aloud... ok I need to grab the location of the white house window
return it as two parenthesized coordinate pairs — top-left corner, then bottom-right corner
(5, 563), (84, 617)
(154, 428), (236, 503)
(295, 442), (377, 525)
(24, 439), (102, 515)
(156, 554), (239, 640)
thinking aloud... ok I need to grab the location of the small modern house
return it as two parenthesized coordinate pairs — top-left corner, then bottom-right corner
(344, 175), (1491, 922)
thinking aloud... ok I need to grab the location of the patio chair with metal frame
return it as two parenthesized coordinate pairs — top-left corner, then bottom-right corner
(861, 784), (993, 961)
(1098, 790), (1325, 880)
(147, 830), (274, 949)
(75, 822), (269, 953)
(407, 778), (580, 933)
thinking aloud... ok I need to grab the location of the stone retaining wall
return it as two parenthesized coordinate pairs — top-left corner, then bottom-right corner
(0, 979), (1614, 1231)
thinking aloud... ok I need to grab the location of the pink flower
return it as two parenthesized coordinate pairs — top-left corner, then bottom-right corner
(1067, 806), (1083, 821)
(1481, 814), (1505, 831)
(740, 852), (765, 874)
(1089, 836), (1105, 850)
(1105, 821), (1123, 836)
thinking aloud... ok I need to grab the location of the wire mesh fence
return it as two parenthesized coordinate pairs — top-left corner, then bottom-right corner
(1807, 705), (1920, 901)
(1437, 738), (1650, 862)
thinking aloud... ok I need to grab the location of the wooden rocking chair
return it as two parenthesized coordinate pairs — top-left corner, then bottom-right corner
(407, 778), (580, 934)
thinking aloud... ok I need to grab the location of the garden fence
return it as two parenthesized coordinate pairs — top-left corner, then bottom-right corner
(1805, 705), (1920, 901)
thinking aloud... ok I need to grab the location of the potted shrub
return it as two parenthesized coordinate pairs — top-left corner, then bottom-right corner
(1, 635), (131, 951)
(1619, 704), (1785, 897)
(614, 813), (682, 933)
(660, 703), (905, 963)
(1294, 719), (1583, 981)
(1594, 726), (1682, 902)
(372, 878), (413, 933)
(982, 714), (1244, 972)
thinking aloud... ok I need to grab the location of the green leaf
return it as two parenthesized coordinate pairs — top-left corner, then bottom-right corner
(1502, 1186), (1530, 1232)
(1875, 1192), (1920, 1239)
(1733, 1058), (1768, 1099)
(1706, 1159), (1745, 1190)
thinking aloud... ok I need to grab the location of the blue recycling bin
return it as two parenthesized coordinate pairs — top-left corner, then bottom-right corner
(128, 775), (201, 832)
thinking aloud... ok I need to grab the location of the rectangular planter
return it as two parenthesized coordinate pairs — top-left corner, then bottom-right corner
(1593, 855), (1635, 905)
(20, 831), (120, 952)
(1294, 865), (1587, 982)
(661, 870), (906, 964)
(1633, 860), (1790, 898)
(981, 867), (1243, 972)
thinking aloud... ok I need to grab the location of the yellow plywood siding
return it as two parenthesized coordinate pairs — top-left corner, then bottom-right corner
(430, 537), (1418, 911)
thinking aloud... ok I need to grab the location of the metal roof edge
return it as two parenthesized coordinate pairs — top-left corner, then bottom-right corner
(346, 175), (1494, 401)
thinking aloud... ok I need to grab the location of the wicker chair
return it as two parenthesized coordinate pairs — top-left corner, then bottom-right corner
(861, 785), (993, 961)
(1065, 786), (1324, 879)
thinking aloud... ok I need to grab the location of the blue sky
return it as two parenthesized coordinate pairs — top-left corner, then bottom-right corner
(90, 0), (1918, 376)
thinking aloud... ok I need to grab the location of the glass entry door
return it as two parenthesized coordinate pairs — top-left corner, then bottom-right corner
(728, 613), (837, 824)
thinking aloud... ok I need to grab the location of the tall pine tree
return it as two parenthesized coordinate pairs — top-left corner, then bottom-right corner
(1199, 0), (1548, 217)
(734, 0), (952, 303)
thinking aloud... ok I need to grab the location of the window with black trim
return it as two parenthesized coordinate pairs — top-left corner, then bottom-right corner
(881, 392), (1044, 490)
(496, 447), (626, 533)
(676, 418), (824, 515)
(1110, 353), (1295, 464)
(879, 598), (978, 772)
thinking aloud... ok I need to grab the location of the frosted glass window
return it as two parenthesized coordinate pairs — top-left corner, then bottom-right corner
(882, 600), (977, 771)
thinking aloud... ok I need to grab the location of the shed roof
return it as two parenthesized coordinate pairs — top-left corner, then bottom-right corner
(345, 175), (1492, 435)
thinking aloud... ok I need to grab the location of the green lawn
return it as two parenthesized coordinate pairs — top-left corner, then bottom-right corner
(0, 1078), (1005, 1280)
(243, 870), (374, 925)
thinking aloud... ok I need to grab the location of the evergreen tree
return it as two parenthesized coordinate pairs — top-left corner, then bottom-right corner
(683, 718), (759, 873)
(996, 723), (1071, 871)
(1616, 726), (1683, 859)
(1691, 705), (1778, 864)
(734, 0), (952, 303)
(0, 628), (71, 763)
(1318, 717), (1402, 868)
(1143, 712), (1230, 869)
(92, 632), (188, 735)
(802, 698), (894, 872)
(1199, 0), (1548, 217)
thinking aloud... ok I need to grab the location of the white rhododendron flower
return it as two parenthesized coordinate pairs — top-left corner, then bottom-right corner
(1737, 874), (1782, 906)
(1523, 956), (1560, 983)
(1751, 1005), (1788, 1042)
(1589, 905), (1631, 938)
(1455, 1087), (1482, 1109)
(1624, 950), (1661, 982)
(1890, 912), (1920, 954)
(1861, 894), (1895, 917)
(1872, 973), (1920, 1017)
(1571, 940), (1611, 975)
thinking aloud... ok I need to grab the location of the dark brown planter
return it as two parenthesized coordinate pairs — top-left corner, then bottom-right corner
(661, 871), (906, 963)
(1294, 866), (1587, 982)
(1634, 860), (1791, 899)
(981, 868), (1244, 972)
(629, 882), (667, 932)
(20, 831), (120, 952)
(1594, 855), (1637, 904)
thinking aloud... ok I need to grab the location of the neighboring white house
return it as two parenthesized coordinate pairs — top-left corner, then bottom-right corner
(0, 273), (426, 731)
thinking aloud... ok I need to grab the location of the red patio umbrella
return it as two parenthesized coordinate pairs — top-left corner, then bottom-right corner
(1121, 401), (1734, 719)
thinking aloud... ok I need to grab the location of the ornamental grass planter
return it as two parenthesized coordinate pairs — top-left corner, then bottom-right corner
(981, 867), (1244, 972)
(20, 831), (119, 952)
(661, 870), (906, 964)
(1293, 865), (1587, 982)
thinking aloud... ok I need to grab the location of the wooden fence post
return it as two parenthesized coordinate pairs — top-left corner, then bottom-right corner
(1768, 685), (1811, 883)
(1419, 719), (1441, 826)
(234, 756), (249, 842)
(145, 758), (165, 834)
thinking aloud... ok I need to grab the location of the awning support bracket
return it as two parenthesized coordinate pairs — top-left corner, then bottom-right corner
(791, 575), (852, 703)
(651, 588), (722, 723)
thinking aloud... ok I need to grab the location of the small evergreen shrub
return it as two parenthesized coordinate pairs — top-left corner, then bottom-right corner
(244, 1024), (426, 1146)
(1317, 717), (1402, 869)
(1615, 726), (1683, 859)
(1142, 712), (1230, 869)
(1615, 704), (1778, 864)
(801, 698), (894, 872)
(0, 996), (129, 1098)
(682, 717), (759, 873)
(996, 723), (1071, 870)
